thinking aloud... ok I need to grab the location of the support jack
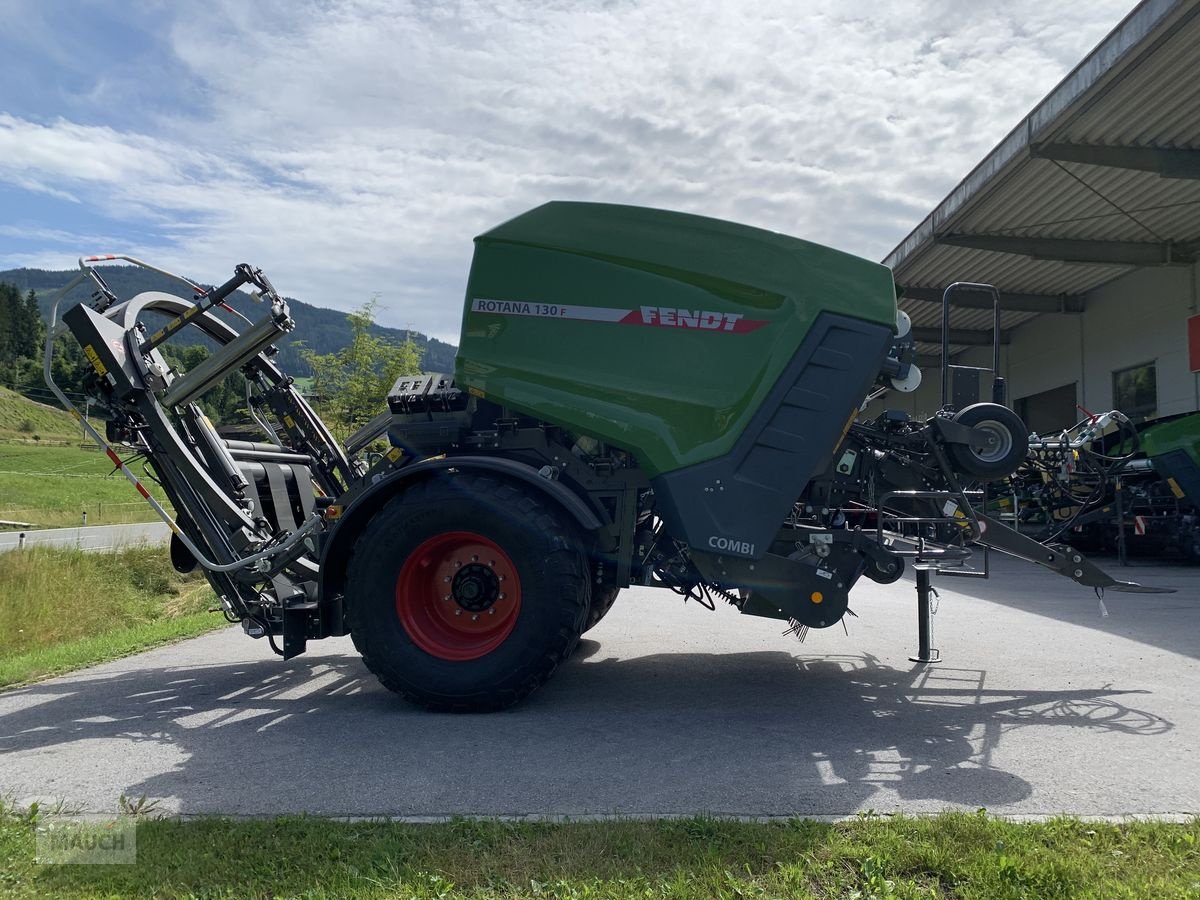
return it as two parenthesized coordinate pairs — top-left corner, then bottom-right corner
(910, 566), (941, 664)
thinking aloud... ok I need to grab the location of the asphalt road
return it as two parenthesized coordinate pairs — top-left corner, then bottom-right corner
(0, 522), (169, 553)
(1, 554), (1195, 819)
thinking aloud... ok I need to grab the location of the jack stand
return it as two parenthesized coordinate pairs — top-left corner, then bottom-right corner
(909, 565), (941, 664)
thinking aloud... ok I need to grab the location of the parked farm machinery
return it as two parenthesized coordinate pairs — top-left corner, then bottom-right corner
(44, 203), (1167, 710)
(1011, 409), (1200, 562)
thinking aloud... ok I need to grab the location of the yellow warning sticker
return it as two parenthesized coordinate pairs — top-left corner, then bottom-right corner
(1167, 477), (1186, 499)
(386, 447), (403, 462)
(468, 386), (485, 399)
(283, 415), (296, 429)
(82, 344), (108, 377)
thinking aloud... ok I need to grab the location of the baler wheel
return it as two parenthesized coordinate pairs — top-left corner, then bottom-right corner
(946, 403), (1029, 482)
(583, 586), (620, 633)
(346, 473), (590, 712)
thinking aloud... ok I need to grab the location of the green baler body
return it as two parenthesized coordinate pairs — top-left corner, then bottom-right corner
(456, 202), (896, 478)
(1140, 412), (1200, 467)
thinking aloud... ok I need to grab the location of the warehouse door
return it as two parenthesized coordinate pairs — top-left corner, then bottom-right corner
(1015, 383), (1077, 433)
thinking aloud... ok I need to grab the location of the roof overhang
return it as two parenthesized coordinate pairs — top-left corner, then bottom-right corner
(884, 0), (1200, 359)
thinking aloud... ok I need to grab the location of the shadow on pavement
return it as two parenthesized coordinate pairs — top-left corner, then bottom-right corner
(0, 642), (1172, 817)
(922, 553), (1200, 660)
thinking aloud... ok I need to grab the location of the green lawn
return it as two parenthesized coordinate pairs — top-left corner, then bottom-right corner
(0, 811), (1196, 898)
(0, 386), (79, 443)
(0, 544), (223, 688)
(0, 444), (170, 529)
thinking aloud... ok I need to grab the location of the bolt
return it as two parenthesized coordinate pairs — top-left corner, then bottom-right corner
(455, 609), (462, 616)
(499, 574), (506, 582)
(1074, 569), (1084, 578)
(472, 614), (479, 621)
(499, 592), (506, 600)
(489, 608), (496, 615)
(489, 560), (495, 567)
(444, 576), (451, 583)
(454, 561), (462, 569)
(443, 594), (452, 601)
(1072, 554), (1082, 563)
(471, 555), (479, 562)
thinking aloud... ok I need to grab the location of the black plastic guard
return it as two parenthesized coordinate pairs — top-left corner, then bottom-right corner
(652, 312), (892, 559)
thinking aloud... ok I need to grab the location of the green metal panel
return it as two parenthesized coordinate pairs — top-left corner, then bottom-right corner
(1140, 412), (1200, 467)
(456, 202), (896, 476)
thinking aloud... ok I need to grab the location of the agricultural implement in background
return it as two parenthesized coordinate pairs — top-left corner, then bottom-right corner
(1011, 409), (1200, 563)
(44, 203), (1169, 711)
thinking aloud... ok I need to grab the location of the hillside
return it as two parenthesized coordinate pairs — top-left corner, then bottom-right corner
(0, 386), (80, 442)
(0, 266), (458, 378)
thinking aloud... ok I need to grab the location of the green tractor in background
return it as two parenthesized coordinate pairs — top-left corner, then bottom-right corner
(46, 202), (1165, 712)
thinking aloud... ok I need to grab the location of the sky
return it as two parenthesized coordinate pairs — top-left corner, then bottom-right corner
(0, 0), (1136, 343)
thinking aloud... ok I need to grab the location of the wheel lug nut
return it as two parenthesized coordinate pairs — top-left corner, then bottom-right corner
(488, 609), (496, 615)
(455, 609), (462, 616)
(499, 574), (506, 581)
(498, 592), (506, 600)
(471, 614), (479, 621)
(471, 555), (478, 562)
(443, 595), (452, 601)
(454, 561), (462, 568)
(488, 560), (495, 567)
(443, 576), (451, 583)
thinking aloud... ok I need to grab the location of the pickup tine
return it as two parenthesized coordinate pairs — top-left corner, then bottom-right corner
(1103, 581), (1176, 594)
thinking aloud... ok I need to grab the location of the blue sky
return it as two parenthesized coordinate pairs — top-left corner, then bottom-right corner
(0, 0), (1135, 342)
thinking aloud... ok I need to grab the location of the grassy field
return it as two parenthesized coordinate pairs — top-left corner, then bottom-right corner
(0, 444), (171, 529)
(0, 543), (222, 688)
(0, 811), (1196, 898)
(0, 386), (80, 443)
(0, 387), (170, 528)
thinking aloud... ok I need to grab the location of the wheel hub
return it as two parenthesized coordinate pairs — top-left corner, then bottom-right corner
(394, 531), (522, 661)
(453, 563), (500, 612)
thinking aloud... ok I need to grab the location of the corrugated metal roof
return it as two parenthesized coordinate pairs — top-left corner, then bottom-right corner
(886, 0), (1200, 350)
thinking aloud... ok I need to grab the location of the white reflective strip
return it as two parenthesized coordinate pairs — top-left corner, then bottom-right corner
(472, 298), (631, 322)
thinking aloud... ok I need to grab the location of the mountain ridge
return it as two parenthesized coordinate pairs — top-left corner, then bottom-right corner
(0, 266), (459, 377)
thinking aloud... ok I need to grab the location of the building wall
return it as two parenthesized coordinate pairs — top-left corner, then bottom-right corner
(868, 262), (1199, 427)
(1010, 263), (1198, 421)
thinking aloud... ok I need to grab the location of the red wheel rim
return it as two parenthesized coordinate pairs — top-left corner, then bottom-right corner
(395, 531), (522, 661)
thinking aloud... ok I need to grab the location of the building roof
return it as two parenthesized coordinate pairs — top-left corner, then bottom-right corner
(884, 0), (1200, 360)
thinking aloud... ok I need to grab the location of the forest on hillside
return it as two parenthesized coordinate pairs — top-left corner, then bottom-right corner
(0, 266), (456, 425)
(0, 266), (458, 379)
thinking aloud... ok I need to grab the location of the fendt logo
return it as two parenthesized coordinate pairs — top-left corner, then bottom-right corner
(630, 307), (766, 333)
(709, 535), (756, 555)
(470, 297), (768, 335)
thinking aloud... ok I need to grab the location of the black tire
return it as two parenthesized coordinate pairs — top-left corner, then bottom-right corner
(946, 403), (1029, 481)
(346, 473), (590, 712)
(583, 586), (620, 633)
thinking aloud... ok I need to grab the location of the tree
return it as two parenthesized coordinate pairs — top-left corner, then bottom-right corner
(300, 299), (423, 441)
(158, 343), (250, 427)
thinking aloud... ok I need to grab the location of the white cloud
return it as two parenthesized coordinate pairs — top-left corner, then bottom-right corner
(0, 0), (1135, 342)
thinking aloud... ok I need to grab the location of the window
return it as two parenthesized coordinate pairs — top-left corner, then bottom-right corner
(1112, 362), (1157, 423)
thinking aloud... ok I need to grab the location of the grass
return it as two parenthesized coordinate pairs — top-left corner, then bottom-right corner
(0, 386), (80, 443)
(0, 543), (223, 688)
(0, 811), (1196, 898)
(0, 444), (171, 529)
